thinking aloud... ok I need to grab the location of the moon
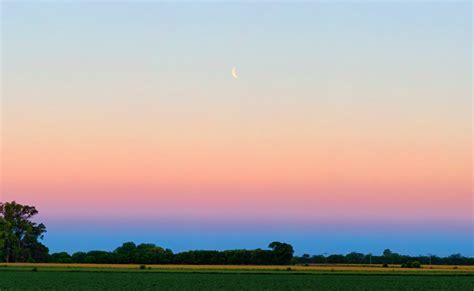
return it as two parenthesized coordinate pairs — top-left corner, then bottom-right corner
(231, 66), (239, 79)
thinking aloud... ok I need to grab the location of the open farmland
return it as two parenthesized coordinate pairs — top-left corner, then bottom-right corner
(0, 264), (473, 290)
(2, 263), (474, 273)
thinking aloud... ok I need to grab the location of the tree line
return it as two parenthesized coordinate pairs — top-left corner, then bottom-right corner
(48, 241), (294, 265)
(292, 249), (473, 266)
(1, 201), (473, 265)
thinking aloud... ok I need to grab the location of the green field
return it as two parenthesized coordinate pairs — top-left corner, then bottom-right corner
(1, 267), (473, 290)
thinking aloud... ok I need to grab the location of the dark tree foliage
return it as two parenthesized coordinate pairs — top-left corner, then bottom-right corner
(269, 242), (294, 265)
(22, 242), (474, 266)
(46, 245), (474, 266)
(45, 242), (295, 265)
(0, 201), (48, 262)
(49, 252), (73, 264)
(172, 248), (277, 265)
(345, 252), (365, 264)
(112, 242), (174, 264)
(327, 254), (346, 264)
(292, 251), (474, 266)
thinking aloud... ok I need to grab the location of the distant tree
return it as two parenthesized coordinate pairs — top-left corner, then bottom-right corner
(84, 250), (113, 264)
(49, 252), (73, 263)
(0, 201), (48, 262)
(390, 252), (402, 264)
(268, 242), (294, 265)
(311, 255), (326, 264)
(251, 248), (273, 265)
(383, 249), (393, 264)
(345, 252), (365, 264)
(114, 242), (137, 263)
(327, 254), (346, 264)
(300, 254), (311, 264)
(447, 253), (467, 265)
(135, 243), (173, 264)
(71, 251), (88, 263)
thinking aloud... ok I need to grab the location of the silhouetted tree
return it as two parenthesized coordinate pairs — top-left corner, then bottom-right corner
(383, 248), (393, 264)
(71, 251), (88, 263)
(85, 251), (113, 264)
(0, 201), (48, 262)
(113, 242), (137, 263)
(135, 243), (173, 264)
(49, 252), (72, 263)
(269, 241), (294, 265)
(327, 254), (346, 264)
(345, 252), (365, 264)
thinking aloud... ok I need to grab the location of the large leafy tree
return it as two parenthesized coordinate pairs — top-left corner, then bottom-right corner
(0, 201), (48, 262)
(268, 241), (294, 265)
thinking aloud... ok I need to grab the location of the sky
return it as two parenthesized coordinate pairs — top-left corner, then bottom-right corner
(1, 2), (472, 256)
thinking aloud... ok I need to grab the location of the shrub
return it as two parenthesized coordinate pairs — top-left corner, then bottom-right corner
(382, 263), (388, 268)
(139, 265), (146, 270)
(410, 261), (421, 268)
(32, 267), (38, 272)
(401, 261), (421, 268)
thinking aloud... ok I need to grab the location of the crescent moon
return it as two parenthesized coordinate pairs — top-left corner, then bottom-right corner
(231, 66), (239, 79)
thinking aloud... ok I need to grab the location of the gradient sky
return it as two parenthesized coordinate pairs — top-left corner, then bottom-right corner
(1, 2), (472, 256)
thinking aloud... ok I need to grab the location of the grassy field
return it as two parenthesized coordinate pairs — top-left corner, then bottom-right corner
(0, 263), (473, 290)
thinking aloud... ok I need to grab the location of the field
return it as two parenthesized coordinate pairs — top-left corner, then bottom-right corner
(1, 263), (473, 290)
